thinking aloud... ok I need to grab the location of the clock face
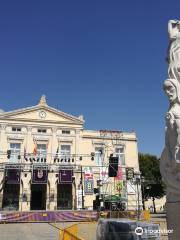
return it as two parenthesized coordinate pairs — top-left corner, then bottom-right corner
(39, 111), (46, 118)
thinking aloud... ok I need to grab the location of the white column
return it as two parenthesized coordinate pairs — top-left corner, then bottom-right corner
(0, 124), (7, 162)
(26, 126), (32, 154)
(21, 173), (31, 211)
(75, 129), (81, 162)
(52, 127), (58, 162)
(48, 173), (57, 210)
(0, 124), (7, 209)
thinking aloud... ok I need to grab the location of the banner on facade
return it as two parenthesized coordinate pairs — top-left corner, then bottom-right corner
(59, 169), (73, 184)
(115, 166), (123, 180)
(100, 167), (109, 183)
(84, 167), (93, 180)
(84, 167), (94, 195)
(84, 179), (94, 195)
(126, 167), (134, 180)
(5, 169), (21, 184)
(32, 165), (48, 184)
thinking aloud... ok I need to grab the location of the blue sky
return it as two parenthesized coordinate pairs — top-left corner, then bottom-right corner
(0, 0), (179, 156)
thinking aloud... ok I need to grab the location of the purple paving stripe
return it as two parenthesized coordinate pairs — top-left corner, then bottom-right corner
(0, 211), (98, 223)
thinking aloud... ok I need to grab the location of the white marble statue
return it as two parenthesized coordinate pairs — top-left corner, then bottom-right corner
(160, 20), (180, 240)
(167, 20), (180, 82)
(161, 78), (180, 200)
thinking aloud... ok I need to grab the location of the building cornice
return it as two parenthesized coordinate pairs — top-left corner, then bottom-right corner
(0, 105), (84, 125)
(0, 121), (84, 131)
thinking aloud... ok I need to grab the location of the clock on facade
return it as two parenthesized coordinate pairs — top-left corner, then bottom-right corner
(39, 111), (46, 118)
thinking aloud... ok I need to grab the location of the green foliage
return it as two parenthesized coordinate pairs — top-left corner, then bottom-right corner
(139, 153), (166, 200)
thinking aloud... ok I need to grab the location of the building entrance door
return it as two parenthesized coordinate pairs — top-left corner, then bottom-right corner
(2, 184), (20, 210)
(30, 184), (47, 210)
(57, 184), (72, 209)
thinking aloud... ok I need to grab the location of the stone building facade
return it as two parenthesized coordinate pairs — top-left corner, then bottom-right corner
(0, 96), (139, 211)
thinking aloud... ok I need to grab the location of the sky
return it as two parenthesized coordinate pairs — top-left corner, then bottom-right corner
(0, 0), (179, 157)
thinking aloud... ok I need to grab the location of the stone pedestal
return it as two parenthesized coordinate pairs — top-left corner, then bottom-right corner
(166, 202), (180, 239)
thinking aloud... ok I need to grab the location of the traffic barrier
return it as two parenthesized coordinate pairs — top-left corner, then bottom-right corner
(141, 210), (151, 221)
(49, 222), (84, 240)
(59, 224), (84, 240)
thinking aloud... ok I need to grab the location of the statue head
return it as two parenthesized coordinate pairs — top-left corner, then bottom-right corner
(38, 95), (47, 106)
(163, 78), (180, 104)
(168, 20), (180, 41)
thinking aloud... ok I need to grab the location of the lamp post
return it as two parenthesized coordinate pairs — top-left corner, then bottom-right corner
(141, 176), (145, 210)
(134, 172), (141, 221)
(80, 166), (84, 209)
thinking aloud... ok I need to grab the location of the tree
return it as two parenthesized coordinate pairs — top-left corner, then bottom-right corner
(139, 153), (166, 213)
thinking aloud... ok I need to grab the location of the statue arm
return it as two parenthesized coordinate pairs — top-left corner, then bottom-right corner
(175, 119), (180, 154)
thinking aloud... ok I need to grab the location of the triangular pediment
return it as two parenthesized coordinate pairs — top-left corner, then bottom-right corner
(0, 105), (84, 125)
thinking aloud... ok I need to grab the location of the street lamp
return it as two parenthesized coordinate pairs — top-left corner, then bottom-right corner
(134, 171), (141, 221)
(141, 176), (145, 210)
(80, 166), (85, 209)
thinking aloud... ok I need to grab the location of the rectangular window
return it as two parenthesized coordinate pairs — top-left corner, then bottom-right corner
(37, 144), (47, 157)
(115, 146), (125, 165)
(10, 143), (21, 162)
(61, 145), (71, 158)
(62, 130), (70, 134)
(12, 127), (21, 132)
(37, 129), (47, 133)
(95, 147), (103, 166)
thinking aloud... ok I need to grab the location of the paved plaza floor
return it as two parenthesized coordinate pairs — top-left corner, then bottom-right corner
(0, 223), (59, 240)
(0, 222), (97, 240)
(0, 214), (168, 240)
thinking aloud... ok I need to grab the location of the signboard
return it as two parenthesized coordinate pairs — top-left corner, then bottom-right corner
(84, 179), (94, 195)
(5, 169), (20, 184)
(126, 167), (134, 180)
(32, 165), (48, 184)
(59, 169), (73, 184)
